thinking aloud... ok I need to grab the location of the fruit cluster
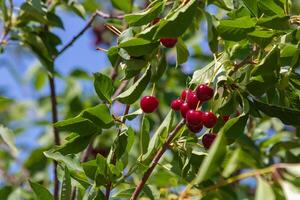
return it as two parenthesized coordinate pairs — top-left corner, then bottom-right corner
(170, 84), (217, 149)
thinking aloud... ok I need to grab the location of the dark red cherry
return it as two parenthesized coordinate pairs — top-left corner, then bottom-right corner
(222, 115), (230, 122)
(186, 110), (203, 126)
(196, 84), (214, 102)
(187, 123), (203, 133)
(140, 96), (159, 113)
(202, 133), (217, 149)
(181, 89), (192, 101)
(236, 111), (241, 117)
(180, 103), (190, 118)
(160, 38), (178, 48)
(171, 99), (184, 111)
(202, 112), (218, 128)
(187, 92), (200, 109)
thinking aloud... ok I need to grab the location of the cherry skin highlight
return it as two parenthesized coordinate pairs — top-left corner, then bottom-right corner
(180, 103), (190, 118)
(202, 112), (218, 128)
(187, 92), (200, 109)
(140, 96), (159, 113)
(160, 38), (178, 48)
(171, 99), (184, 111)
(186, 110), (202, 126)
(202, 133), (217, 149)
(196, 84), (214, 102)
(181, 89), (192, 101)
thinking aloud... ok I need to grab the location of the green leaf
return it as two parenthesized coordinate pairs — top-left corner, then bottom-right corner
(255, 177), (276, 200)
(94, 73), (114, 104)
(124, 1), (163, 26)
(29, 181), (53, 200)
(143, 110), (175, 161)
(217, 16), (256, 41)
(81, 104), (114, 129)
(280, 180), (300, 200)
(246, 73), (278, 96)
(151, 53), (167, 82)
(223, 114), (248, 144)
(252, 99), (300, 126)
(116, 66), (151, 104)
(242, 0), (258, 16)
(23, 148), (48, 175)
(258, 0), (285, 16)
(154, 0), (197, 39)
(119, 38), (159, 57)
(55, 116), (100, 135)
(205, 12), (219, 53)
(107, 46), (120, 67)
(0, 125), (18, 157)
(194, 131), (227, 183)
(44, 151), (83, 172)
(0, 0), (8, 22)
(176, 38), (189, 66)
(124, 109), (143, 121)
(124, 58), (149, 71)
(111, 0), (132, 13)
(54, 133), (94, 155)
(60, 167), (71, 200)
(247, 29), (275, 47)
(0, 96), (13, 111)
(140, 116), (150, 155)
(257, 16), (290, 30)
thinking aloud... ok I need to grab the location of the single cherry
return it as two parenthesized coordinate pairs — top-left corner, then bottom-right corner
(202, 112), (218, 128)
(196, 84), (214, 102)
(236, 111), (241, 117)
(160, 38), (178, 48)
(187, 123), (203, 133)
(186, 110), (202, 126)
(187, 92), (200, 109)
(202, 133), (217, 149)
(222, 115), (230, 122)
(140, 96), (159, 113)
(181, 89), (192, 101)
(171, 99), (184, 111)
(180, 103), (190, 118)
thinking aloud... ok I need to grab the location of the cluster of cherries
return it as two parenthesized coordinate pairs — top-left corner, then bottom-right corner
(140, 84), (218, 149)
(170, 84), (217, 149)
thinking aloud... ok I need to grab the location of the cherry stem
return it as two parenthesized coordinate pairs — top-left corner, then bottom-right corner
(151, 83), (156, 96)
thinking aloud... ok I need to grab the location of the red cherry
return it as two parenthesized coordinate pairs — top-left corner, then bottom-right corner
(171, 99), (184, 111)
(202, 112), (218, 128)
(140, 96), (159, 113)
(187, 92), (200, 109)
(202, 133), (217, 149)
(160, 38), (178, 48)
(151, 17), (161, 25)
(181, 89), (192, 101)
(222, 115), (230, 122)
(186, 110), (203, 126)
(236, 111), (241, 117)
(180, 103), (190, 118)
(187, 123), (203, 133)
(196, 84), (214, 102)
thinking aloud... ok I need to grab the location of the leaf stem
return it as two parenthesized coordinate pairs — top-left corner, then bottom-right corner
(130, 119), (186, 200)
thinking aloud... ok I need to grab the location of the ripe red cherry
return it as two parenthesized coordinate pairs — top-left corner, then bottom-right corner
(187, 92), (200, 109)
(222, 115), (230, 122)
(202, 133), (217, 149)
(180, 103), (190, 118)
(140, 96), (159, 113)
(186, 110), (202, 126)
(196, 84), (214, 102)
(187, 123), (203, 133)
(160, 38), (178, 48)
(171, 99), (184, 111)
(181, 89), (192, 101)
(202, 112), (218, 128)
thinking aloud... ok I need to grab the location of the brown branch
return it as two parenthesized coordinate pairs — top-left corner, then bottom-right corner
(130, 119), (186, 200)
(48, 75), (60, 200)
(54, 11), (123, 59)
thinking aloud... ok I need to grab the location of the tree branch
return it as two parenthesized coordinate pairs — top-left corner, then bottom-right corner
(54, 11), (123, 59)
(48, 75), (60, 200)
(130, 119), (186, 200)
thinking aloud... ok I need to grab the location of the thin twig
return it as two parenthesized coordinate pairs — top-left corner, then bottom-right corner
(130, 119), (186, 200)
(48, 75), (60, 200)
(54, 11), (123, 59)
